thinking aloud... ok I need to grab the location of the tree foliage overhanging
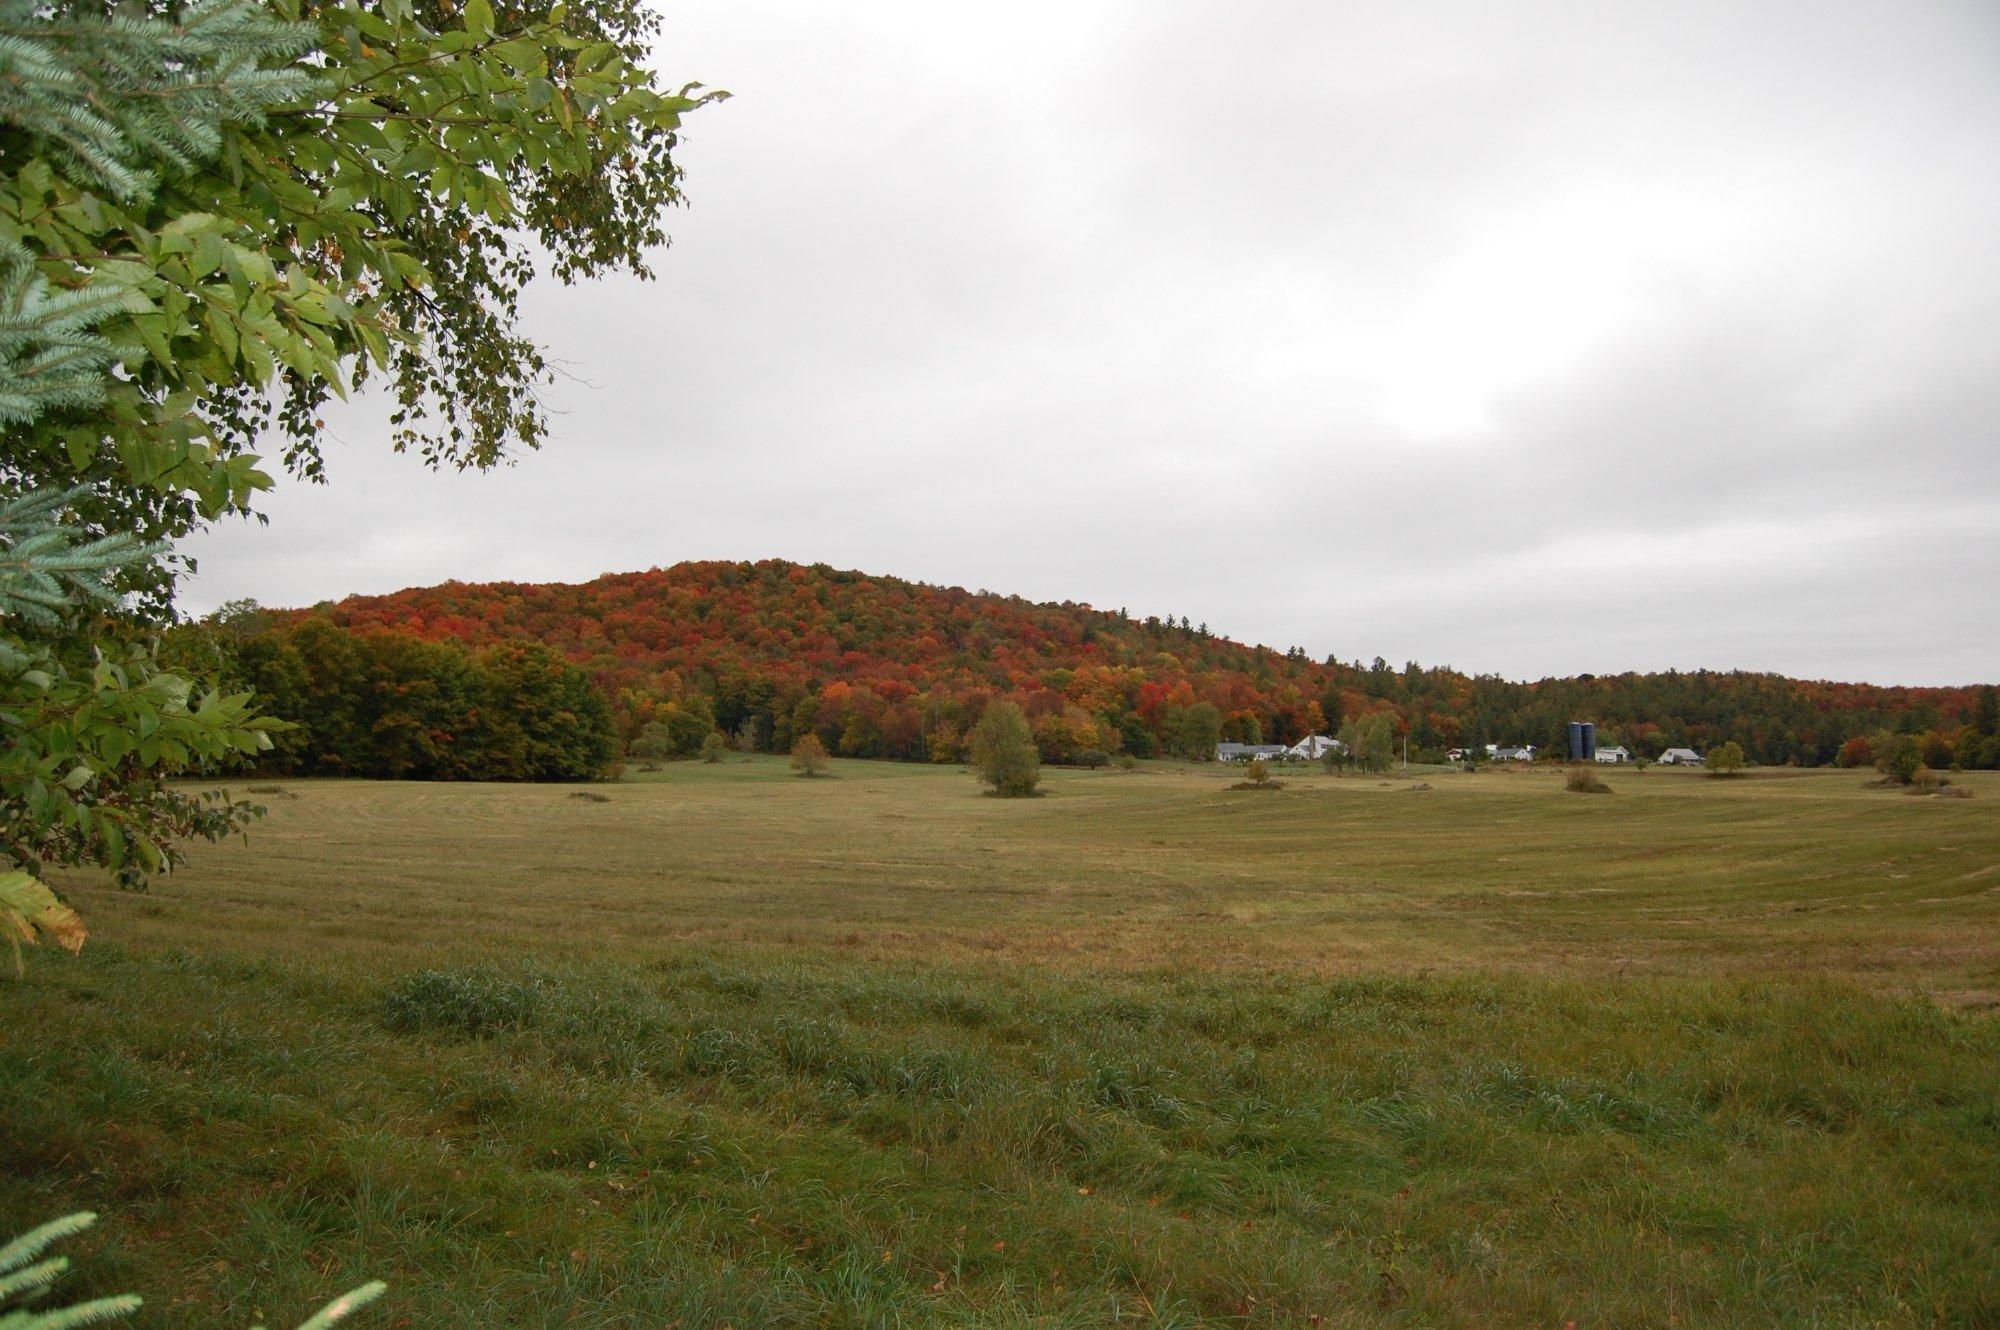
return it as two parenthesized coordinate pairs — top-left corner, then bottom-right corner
(1, 0), (714, 953)
(4, 0), (720, 597)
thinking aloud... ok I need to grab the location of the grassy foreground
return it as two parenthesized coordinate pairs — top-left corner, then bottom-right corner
(3, 761), (1997, 1327)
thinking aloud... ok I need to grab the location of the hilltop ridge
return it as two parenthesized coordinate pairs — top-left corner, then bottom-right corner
(268, 559), (1991, 767)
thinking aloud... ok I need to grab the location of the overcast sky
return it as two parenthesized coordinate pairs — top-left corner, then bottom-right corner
(180, 0), (2000, 686)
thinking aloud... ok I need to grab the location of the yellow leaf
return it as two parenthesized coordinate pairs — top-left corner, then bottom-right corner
(0, 871), (87, 968)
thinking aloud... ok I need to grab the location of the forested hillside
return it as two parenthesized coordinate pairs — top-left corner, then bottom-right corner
(197, 560), (1998, 771)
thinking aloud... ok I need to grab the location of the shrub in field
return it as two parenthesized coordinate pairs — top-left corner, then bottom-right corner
(1907, 768), (1952, 795)
(1074, 749), (1110, 769)
(1232, 758), (1285, 790)
(1, 1212), (380, 1328)
(1706, 742), (1746, 776)
(700, 732), (728, 764)
(1566, 767), (1612, 794)
(791, 734), (830, 778)
(1873, 733), (1923, 785)
(970, 701), (1040, 797)
(628, 721), (676, 762)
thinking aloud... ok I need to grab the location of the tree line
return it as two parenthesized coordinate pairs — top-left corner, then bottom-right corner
(162, 587), (2000, 784)
(171, 613), (617, 781)
(274, 560), (1996, 772)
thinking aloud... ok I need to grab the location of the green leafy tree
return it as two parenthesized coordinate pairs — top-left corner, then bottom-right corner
(2, 490), (279, 954)
(1706, 741), (1746, 776)
(699, 731), (727, 763)
(628, 720), (675, 763)
(1, 0), (716, 937)
(1873, 732), (1923, 785)
(1341, 712), (1396, 774)
(471, 641), (617, 781)
(970, 700), (1040, 797)
(1166, 702), (1223, 761)
(7, 0), (721, 589)
(1117, 711), (1159, 759)
(641, 694), (717, 757)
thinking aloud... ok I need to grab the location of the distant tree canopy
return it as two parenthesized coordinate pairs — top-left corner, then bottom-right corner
(187, 617), (616, 780)
(247, 561), (1995, 775)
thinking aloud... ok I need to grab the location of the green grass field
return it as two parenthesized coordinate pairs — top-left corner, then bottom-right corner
(4, 761), (1997, 1327)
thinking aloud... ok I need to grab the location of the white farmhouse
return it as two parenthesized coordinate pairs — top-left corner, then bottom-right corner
(1594, 745), (1632, 764)
(1287, 734), (1343, 761)
(1657, 747), (1703, 765)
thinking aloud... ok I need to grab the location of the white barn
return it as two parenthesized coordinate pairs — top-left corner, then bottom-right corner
(1287, 734), (1343, 761)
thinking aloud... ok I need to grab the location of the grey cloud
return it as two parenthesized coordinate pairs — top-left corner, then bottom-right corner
(180, 0), (2000, 686)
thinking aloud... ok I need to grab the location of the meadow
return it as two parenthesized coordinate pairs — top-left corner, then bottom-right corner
(4, 761), (1997, 1327)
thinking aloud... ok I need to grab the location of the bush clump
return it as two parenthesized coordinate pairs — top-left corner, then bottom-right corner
(1705, 742), (1746, 776)
(1565, 767), (1612, 794)
(1231, 758), (1285, 791)
(791, 734), (830, 777)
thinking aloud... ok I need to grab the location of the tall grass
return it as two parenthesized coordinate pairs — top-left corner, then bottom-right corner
(5, 945), (1997, 1327)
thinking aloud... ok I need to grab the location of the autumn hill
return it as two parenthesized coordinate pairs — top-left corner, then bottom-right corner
(190, 558), (1995, 774)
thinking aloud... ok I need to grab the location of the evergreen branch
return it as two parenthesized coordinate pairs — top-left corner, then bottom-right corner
(0, 488), (166, 627)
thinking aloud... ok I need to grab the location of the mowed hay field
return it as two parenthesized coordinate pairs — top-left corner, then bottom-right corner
(4, 762), (1998, 1328)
